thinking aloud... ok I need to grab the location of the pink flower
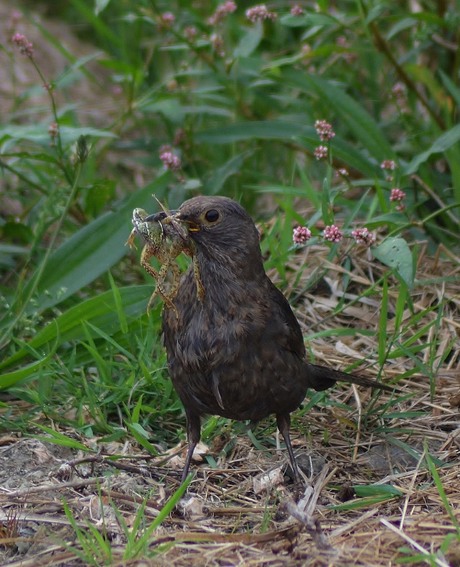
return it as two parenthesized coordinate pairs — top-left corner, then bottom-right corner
(210, 33), (225, 57)
(11, 33), (34, 57)
(290, 5), (304, 16)
(380, 159), (396, 171)
(48, 122), (59, 138)
(246, 5), (277, 23)
(315, 119), (335, 142)
(208, 1), (237, 25)
(390, 188), (406, 202)
(160, 12), (175, 26)
(293, 226), (311, 245)
(323, 225), (343, 242)
(159, 149), (181, 171)
(351, 227), (376, 247)
(314, 145), (328, 160)
(184, 26), (198, 41)
(336, 168), (349, 177)
(392, 82), (406, 99)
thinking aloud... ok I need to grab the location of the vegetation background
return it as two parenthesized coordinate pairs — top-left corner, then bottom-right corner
(0, 0), (459, 565)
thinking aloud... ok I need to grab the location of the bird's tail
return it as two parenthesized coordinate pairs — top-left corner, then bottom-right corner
(305, 362), (399, 393)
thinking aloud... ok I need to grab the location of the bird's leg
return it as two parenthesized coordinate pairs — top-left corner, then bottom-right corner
(276, 413), (300, 481)
(181, 412), (201, 483)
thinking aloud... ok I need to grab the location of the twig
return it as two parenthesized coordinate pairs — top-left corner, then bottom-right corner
(380, 518), (450, 567)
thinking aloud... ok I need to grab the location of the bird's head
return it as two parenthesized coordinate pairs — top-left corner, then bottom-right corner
(178, 195), (259, 254)
(145, 196), (265, 281)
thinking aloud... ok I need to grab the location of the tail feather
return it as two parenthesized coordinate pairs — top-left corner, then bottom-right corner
(305, 362), (400, 393)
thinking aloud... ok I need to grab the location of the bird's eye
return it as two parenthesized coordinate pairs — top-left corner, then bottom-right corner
(204, 209), (220, 223)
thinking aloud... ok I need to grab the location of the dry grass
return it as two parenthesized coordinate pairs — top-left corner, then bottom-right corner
(1, 244), (459, 566)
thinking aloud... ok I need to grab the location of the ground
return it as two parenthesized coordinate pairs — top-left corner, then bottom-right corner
(1, 244), (459, 566)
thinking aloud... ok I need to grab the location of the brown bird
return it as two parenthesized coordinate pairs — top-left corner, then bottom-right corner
(151, 196), (396, 482)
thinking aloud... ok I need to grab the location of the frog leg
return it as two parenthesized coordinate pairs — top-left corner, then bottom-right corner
(140, 246), (170, 312)
(193, 256), (205, 302)
(166, 262), (181, 301)
(125, 229), (137, 249)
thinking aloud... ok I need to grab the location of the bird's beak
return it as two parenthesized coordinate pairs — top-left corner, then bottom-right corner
(144, 210), (176, 223)
(146, 210), (201, 234)
(145, 210), (193, 242)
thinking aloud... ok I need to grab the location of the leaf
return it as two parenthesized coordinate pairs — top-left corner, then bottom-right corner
(95, 0), (111, 15)
(33, 425), (91, 451)
(354, 484), (402, 497)
(59, 126), (118, 143)
(203, 151), (253, 194)
(0, 125), (116, 146)
(22, 172), (172, 314)
(439, 70), (460, 109)
(279, 13), (337, 27)
(126, 423), (158, 455)
(404, 124), (460, 175)
(0, 347), (56, 389)
(0, 285), (154, 372)
(234, 23), (263, 58)
(196, 120), (310, 144)
(372, 237), (414, 288)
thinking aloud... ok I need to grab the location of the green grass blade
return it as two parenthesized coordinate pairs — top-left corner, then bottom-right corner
(0, 285), (152, 372)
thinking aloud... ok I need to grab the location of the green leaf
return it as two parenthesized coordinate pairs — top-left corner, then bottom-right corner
(59, 126), (117, 143)
(126, 423), (158, 455)
(0, 347), (56, 389)
(280, 13), (337, 27)
(203, 151), (253, 194)
(33, 424), (91, 451)
(378, 276), (388, 366)
(234, 23), (263, 58)
(404, 123), (460, 175)
(95, 0), (111, 15)
(372, 237), (414, 288)
(196, 120), (311, 144)
(439, 70), (460, 109)
(22, 172), (172, 314)
(354, 484), (402, 497)
(0, 285), (153, 372)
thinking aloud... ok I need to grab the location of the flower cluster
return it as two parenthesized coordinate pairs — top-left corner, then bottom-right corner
(390, 188), (405, 202)
(293, 226), (311, 245)
(315, 119), (335, 142)
(210, 33), (225, 56)
(323, 225), (343, 242)
(184, 26), (198, 41)
(336, 167), (349, 177)
(351, 227), (376, 247)
(11, 32), (34, 57)
(208, 1), (237, 25)
(290, 5), (304, 15)
(314, 145), (328, 160)
(159, 147), (181, 171)
(391, 82), (408, 113)
(246, 5), (277, 23)
(292, 222), (377, 247)
(380, 159), (396, 171)
(160, 12), (175, 27)
(48, 122), (59, 140)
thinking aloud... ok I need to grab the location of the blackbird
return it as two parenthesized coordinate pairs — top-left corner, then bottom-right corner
(152, 196), (395, 482)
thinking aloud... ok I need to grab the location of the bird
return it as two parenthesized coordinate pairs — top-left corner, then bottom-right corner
(148, 196), (397, 483)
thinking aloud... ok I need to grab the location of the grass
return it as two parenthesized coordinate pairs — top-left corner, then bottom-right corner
(0, 0), (459, 564)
